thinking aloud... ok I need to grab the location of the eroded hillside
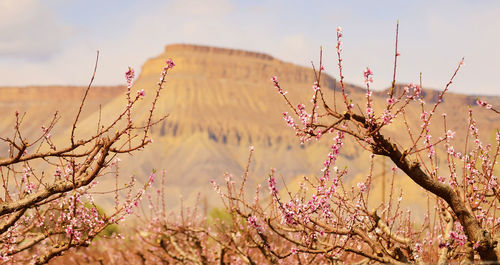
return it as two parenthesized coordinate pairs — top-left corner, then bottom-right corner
(2, 45), (499, 211)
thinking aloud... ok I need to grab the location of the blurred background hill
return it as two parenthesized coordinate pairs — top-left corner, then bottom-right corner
(1, 44), (499, 212)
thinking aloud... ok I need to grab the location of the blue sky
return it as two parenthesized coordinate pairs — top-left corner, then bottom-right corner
(1, 0), (499, 95)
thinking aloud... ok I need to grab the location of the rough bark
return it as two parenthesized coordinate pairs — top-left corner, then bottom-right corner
(371, 132), (498, 262)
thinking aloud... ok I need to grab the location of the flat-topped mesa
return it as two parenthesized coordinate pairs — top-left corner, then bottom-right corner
(14, 43), (497, 211)
(139, 43), (338, 86)
(164, 44), (275, 61)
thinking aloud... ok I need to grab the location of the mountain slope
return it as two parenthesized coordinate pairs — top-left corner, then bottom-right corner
(1, 44), (499, 210)
(70, 44), (500, 208)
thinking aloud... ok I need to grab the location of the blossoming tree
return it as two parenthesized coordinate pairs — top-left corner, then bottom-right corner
(232, 25), (498, 263)
(125, 25), (498, 264)
(33, 25), (499, 265)
(0, 54), (175, 264)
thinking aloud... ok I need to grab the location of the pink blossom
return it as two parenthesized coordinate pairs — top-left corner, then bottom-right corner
(247, 215), (264, 233)
(321, 131), (344, 173)
(381, 109), (394, 125)
(312, 83), (320, 92)
(336, 26), (343, 53)
(210, 180), (222, 195)
(268, 177), (278, 195)
(357, 182), (367, 192)
(407, 83), (421, 98)
(165, 58), (175, 69)
(363, 67), (373, 83)
(414, 243), (422, 253)
(446, 129), (455, 139)
(65, 226), (74, 237)
(366, 107), (373, 116)
(476, 98), (492, 109)
(125, 67), (135, 87)
(282, 112), (297, 129)
(25, 183), (36, 193)
(271, 76), (287, 95)
(449, 230), (467, 246)
(148, 173), (155, 184)
(137, 89), (145, 97)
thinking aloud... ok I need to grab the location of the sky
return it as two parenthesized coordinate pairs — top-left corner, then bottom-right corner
(1, 0), (499, 96)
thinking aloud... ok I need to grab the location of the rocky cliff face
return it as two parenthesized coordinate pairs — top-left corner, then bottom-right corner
(96, 44), (500, 208)
(1, 44), (499, 210)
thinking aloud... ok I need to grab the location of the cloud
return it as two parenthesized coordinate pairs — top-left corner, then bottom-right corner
(0, 0), (72, 61)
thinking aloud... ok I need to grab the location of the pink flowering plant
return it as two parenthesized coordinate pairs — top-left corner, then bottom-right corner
(208, 23), (499, 263)
(21, 25), (500, 264)
(0, 54), (175, 264)
(76, 24), (500, 264)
